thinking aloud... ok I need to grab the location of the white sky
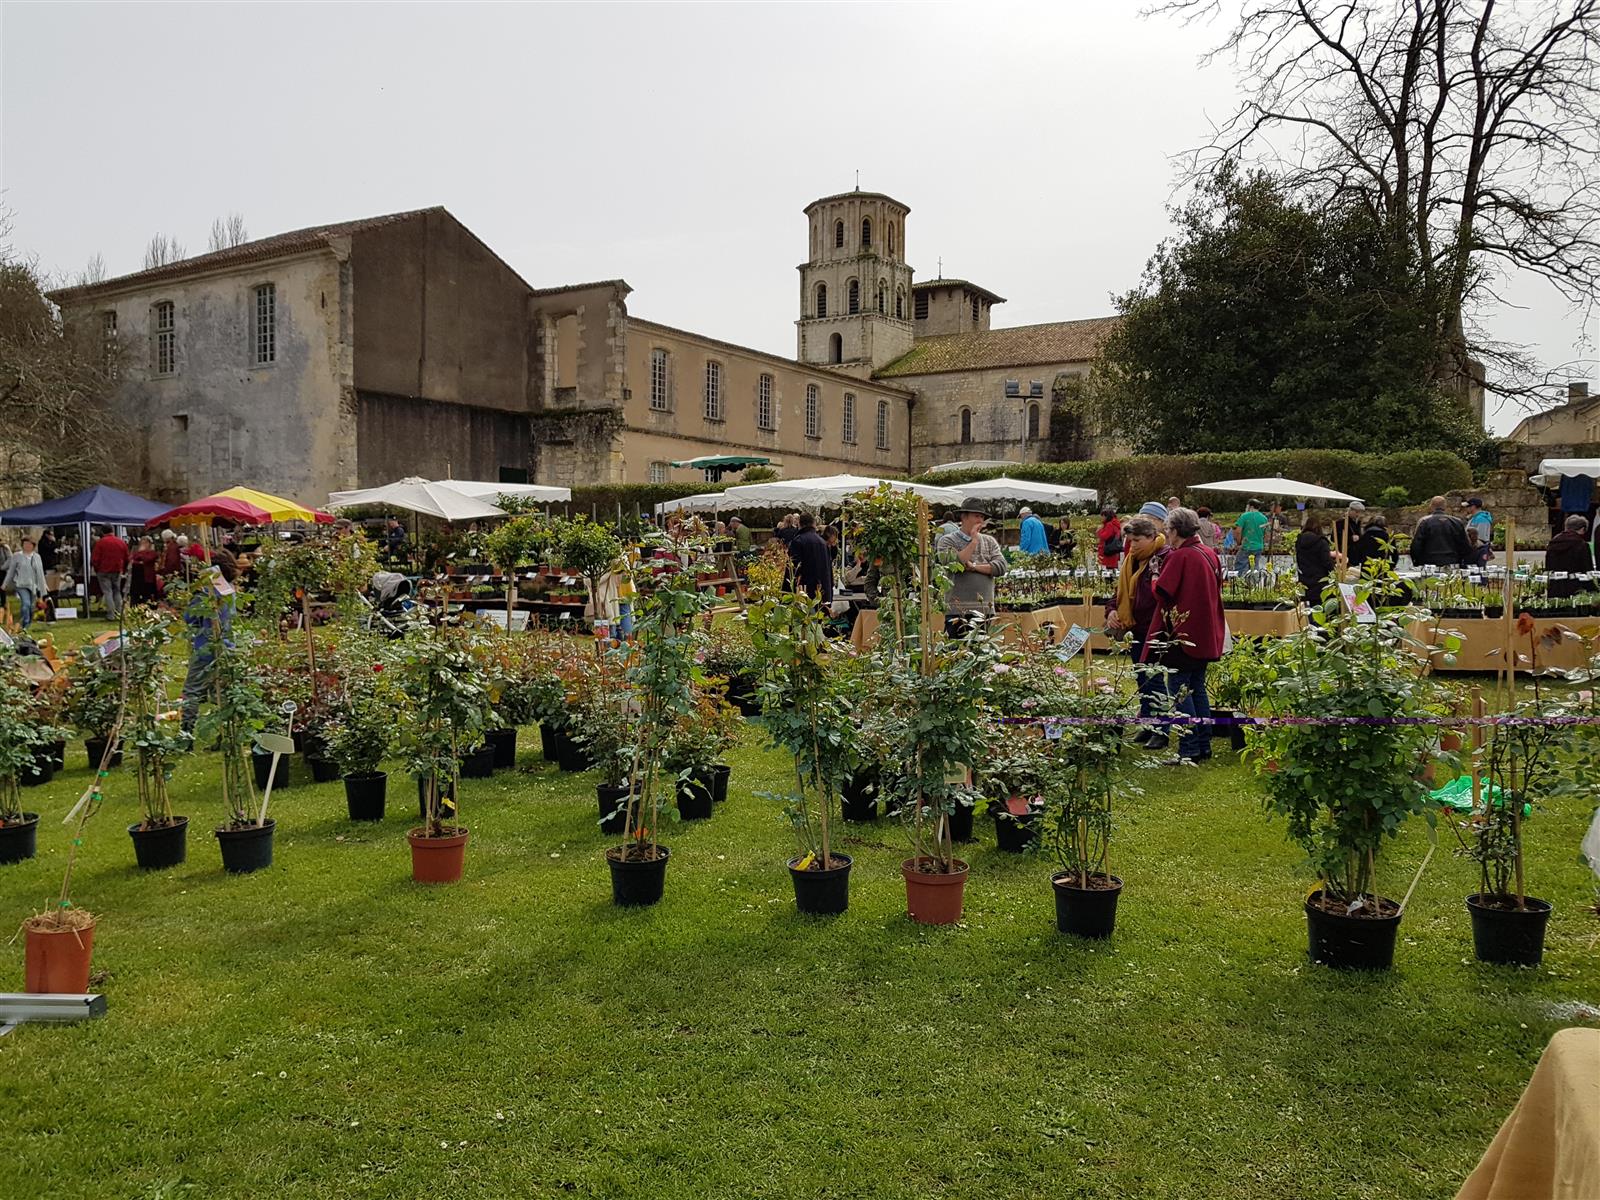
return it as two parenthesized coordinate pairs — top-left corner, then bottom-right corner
(3, 0), (1593, 434)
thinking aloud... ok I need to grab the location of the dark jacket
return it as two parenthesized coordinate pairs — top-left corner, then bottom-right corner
(1409, 512), (1471, 568)
(1295, 529), (1336, 604)
(1351, 525), (1397, 569)
(788, 529), (833, 605)
(1106, 547), (1170, 642)
(1544, 531), (1594, 599)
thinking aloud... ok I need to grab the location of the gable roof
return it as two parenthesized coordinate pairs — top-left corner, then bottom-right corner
(48, 207), (446, 304)
(874, 316), (1121, 379)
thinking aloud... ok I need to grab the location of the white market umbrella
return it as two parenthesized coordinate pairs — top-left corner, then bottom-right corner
(720, 473), (962, 508)
(1191, 475), (1361, 504)
(326, 477), (507, 521)
(654, 492), (725, 515)
(958, 477), (1098, 505)
(1535, 458), (1600, 481)
(436, 480), (571, 502)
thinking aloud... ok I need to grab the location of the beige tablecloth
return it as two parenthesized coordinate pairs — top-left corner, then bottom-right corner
(1455, 1027), (1600, 1200)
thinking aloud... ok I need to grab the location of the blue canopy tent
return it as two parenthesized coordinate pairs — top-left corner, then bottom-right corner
(1, 484), (169, 616)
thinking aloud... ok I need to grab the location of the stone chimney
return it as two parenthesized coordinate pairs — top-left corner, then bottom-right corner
(1570, 381), (1591, 403)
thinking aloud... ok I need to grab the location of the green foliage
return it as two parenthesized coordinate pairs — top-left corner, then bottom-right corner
(1037, 682), (1142, 886)
(846, 483), (933, 652)
(0, 651), (70, 821)
(196, 632), (275, 826)
(62, 647), (122, 737)
(739, 465), (778, 483)
(252, 529), (377, 623)
(324, 648), (402, 778)
(918, 449), (1470, 509)
(482, 514), (543, 573)
(1376, 486), (1412, 508)
(662, 685), (742, 776)
(556, 516), (623, 586)
(120, 606), (190, 829)
(1091, 168), (1482, 457)
(391, 621), (493, 836)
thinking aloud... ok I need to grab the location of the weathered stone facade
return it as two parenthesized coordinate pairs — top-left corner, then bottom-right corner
(796, 192), (915, 370)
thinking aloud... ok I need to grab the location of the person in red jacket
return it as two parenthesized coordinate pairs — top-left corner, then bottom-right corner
(90, 526), (130, 619)
(128, 536), (161, 606)
(1095, 507), (1124, 571)
(157, 529), (183, 585)
(1148, 506), (1227, 766)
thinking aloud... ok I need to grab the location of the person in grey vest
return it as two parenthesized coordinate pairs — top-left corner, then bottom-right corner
(935, 498), (1006, 637)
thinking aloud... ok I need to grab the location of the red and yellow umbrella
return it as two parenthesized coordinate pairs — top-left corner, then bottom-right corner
(146, 487), (332, 528)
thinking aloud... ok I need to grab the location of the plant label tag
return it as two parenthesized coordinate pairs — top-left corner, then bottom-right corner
(1045, 723), (1063, 740)
(1054, 624), (1091, 661)
(1339, 584), (1376, 624)
(55, 607), (78, 620)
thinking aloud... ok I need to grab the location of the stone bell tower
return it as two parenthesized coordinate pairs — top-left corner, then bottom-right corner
(796, 189), (915, 371)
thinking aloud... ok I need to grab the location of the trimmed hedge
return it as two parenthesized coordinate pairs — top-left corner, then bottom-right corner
(915, 450), (1472, 506)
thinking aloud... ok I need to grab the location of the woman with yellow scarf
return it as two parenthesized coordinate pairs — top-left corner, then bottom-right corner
(1104, 512), (1170, 749)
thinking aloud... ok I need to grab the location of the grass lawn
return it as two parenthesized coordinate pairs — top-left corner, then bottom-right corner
(2, 624), (1598, 1198)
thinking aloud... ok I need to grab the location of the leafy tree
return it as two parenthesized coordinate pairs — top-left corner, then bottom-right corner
(1094, 169), (1483, 456)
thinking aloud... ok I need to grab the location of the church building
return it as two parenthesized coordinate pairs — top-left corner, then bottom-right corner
(50, 191), (1117, 503)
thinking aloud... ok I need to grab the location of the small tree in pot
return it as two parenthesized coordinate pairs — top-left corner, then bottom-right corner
(123, 606), (193, 871)
(663, 682), (742, 820)
(63, 646), (123, 769)
(198, 632), (281, 874)
(557, 516), (623, 625)
(326, 653), (399, 822)
(569, 673), (637, 835)
(482, 514), (542, 628)
(0, 650), (70, 866)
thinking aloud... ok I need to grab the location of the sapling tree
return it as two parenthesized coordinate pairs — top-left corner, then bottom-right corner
(393, 620), (491, 837)
(196, 632), (274, 828)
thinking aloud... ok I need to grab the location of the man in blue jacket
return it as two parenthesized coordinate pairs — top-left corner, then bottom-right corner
(1018, 507), (1049, 555)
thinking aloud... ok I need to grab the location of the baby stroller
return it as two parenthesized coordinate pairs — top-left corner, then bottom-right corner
(363, 571), (414, 636)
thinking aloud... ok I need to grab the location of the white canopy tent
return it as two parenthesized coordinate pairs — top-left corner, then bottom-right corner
(720, 473), (962, 508)
(436, 480), (571, 502)
(1535, 458), (1600, 482)
(957, 477), (1098, 506)
(927, 458), (1020, 474)
(1191, 475), (1362, 504)
(326, 477), (507, 521)
(653, 492), (726, 515)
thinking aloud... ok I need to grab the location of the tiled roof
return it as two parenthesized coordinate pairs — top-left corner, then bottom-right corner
(911, 277), (1007, 304)
(48, 207), (444, 303)
(530, 279), (631, 297)
(803, 190), (909, 213)
(874, 317), (1121, 378)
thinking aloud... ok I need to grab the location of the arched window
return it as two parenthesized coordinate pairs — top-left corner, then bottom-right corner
(861, 217), (872, 248)
(834, 220), (845, 249)
(847, 279), (860, 314)
(815, 283), (827, 318)
(876, 280), (886, 313)
(805, 384), (820, 437)
(887, 224), (896, 256)
(895, 289), (904, 320)
(1027, 402), (1040, 440)
(828, 332), (843, 364)
(876, 399), (890, 449)
(959, 407), (972, 444)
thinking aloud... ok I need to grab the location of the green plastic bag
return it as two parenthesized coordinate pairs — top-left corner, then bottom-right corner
(1428, 774), (1528, 816)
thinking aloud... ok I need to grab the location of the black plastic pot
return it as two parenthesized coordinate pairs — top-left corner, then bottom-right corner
(251, 750), (291, 792)
(344, 772), (387, 822)
(993, 809), (1040, 853)
(45, 740), (65, 772)
(538, 723), (559, 763)
(216, 819), (275, 874)
(0, 813), (40, 866)
(841, 773), (878, 823)
(675, 769), (715, 820)
(1467, 893), (1553, 967)
(789, 853), (852, 915)
(20, 749), (55, 788)
(709, 763), (730, 804)
(1053, 872), (1123, 939)
(415, 774), (458, 822)
(948, 800), (976, 844)
(1305, 890), (1402, 970)
(307, 756), (341, 783)
(727, 677), (761, 716)
(1209, 708), (1248, 750)
(597, 782), (630, 835)
(486, 727), (518, 769)
(459, 743), (495, 779)
(607, 845), (669, 907)
(85, 736), (123, 769)
(555, 729), (593, 773)
(128, 816), (188, 870)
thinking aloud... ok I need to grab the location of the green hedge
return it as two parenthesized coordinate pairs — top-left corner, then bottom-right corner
(916, 450), (1472, 506)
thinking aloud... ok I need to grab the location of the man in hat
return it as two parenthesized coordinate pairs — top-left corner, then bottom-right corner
(1330, 501), (1366, 561)
(727, 515), (753, 553)
(935, 499), (1007, 637)
(1017, 506), (1049, 556)
(1462, 497), (1493, 547)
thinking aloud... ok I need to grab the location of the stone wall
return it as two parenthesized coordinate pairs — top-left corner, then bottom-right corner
(904, 363), (1094, 473)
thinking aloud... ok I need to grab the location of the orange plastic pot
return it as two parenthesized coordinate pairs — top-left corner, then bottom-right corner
(408, 827), (469, 884)
(25, 917), (96, 994)
(902, 856), (969, 925)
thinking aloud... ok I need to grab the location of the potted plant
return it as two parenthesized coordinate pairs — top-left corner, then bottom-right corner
(747, 580), (855, 913)
(569, 677), (636, 836)
(0, 650), (69, 866)
(482, 513), (542, 630)
(198, 631), (280, 874)
(702, 621), (761, 716)
(1249, 594), (1444, 969)
(663, 684), (741, 820)
(394, 621), (490, 883)
(606, 566), (712, 906)
(557, 515), (623, 627)
(326, 654), (399, 821)
(64, 645), (124, 769)
(122, 607), (194, 871)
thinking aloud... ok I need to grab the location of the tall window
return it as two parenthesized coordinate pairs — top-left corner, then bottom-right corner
(815, 283), (827, 318)
(757, 374), (774, 430)
(1027, 402), (1041, 440)
(703, 360), (723, 421)
(895, 289), (904, 320)
(847, 279), (860, 314)
(252, 283), (276, 365)
(914, 292), (929, 320)
(876, 280), (886, 313)
(888, 224), (895, 255)
(861, 217), (871, 248)
(959, 407), (972, 444)
(805, 385), (820, 438)
(828, 333), (843, 364)
(842, 393), (857, 444)
(153, 301), (176, 375)
(649, 348), (671, 410)
(876, 400), (890, 449)
(648, 461), (668, 484)
(971, 295), (980, 324)
(834, 220), (845, 248)
(101, 311), (118, 374)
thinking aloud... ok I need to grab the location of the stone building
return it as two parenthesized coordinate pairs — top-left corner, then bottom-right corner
(1505, 382), (1598, 446)
(51, 190), (1118, 500)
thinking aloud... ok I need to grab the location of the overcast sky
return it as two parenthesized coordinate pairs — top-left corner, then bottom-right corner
(3, 1), (1592, 433)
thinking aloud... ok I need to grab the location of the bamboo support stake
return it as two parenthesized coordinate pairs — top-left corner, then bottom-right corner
(1503, 519), (1516, 709)
(1469, 686), (1484, 815)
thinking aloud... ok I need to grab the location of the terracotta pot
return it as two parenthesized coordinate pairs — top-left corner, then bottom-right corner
(902, 856), (970, 925)
(25, 916), (96, 994)
(408, 827), (469, 883)
(1439, 732), (1463, 753)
